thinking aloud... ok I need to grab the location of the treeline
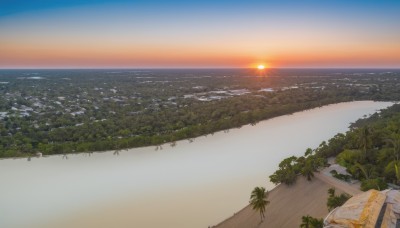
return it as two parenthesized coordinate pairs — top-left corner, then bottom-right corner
(0, 97), (349, 157)
(1, 69), (400, 157)
(270, 103), (400, 191)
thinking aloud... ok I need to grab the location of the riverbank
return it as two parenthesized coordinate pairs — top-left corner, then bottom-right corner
(1, 100), (392, 161)
(0, 101), (392, 228)
(214, 169), (361, 228)
(0, 99), (363, 158)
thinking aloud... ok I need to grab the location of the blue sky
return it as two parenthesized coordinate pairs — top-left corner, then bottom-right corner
(2, 0), (399, 16)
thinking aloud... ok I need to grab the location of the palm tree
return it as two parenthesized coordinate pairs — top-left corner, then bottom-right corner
(300, 215), (312, 228)
(358, 126), (371, 160)
(385, 134), (400, 161)
(354, 163), (370, 180)
(250, 187), (270, 223)
(301, 163), (315, 181)
(327, 188), (351, 211)
(310, 217), (324, 228)
(313, 157), (326, 171)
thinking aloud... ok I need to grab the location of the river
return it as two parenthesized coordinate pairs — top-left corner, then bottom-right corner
(0, 101), (393, 228)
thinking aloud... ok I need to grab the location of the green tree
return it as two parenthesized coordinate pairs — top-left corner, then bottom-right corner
(309, 217), (324, 228)
(336, 149), (362, 168)
(300, 215), (312, 228)
(300, 215), (323, 228)
(249, 187), (270, 223)
(358, 126), (372, 160)
(269, 156), (298, 185)
(301, 162), (315, 181)
(385, 134), (400, 161)
(360, 178), (387, 191)
(384, 160), (400, 183)
(354, 163), (371, 180)
(327, 188), (351, 211)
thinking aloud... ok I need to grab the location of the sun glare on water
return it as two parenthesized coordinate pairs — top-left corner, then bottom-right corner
(257, 65), (265, 70)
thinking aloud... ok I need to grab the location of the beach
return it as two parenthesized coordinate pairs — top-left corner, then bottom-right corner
(215, 170), (361, 228)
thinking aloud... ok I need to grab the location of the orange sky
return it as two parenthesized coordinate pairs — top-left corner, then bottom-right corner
(1, 1), (399, 68)
(2, 40), (399, 68)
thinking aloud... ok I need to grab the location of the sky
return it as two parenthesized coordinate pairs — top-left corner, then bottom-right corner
(0, 0), (399, 69)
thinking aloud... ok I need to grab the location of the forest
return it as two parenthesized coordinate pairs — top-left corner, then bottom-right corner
(270, 103), (400, 191)
(0, 68), (400, 157)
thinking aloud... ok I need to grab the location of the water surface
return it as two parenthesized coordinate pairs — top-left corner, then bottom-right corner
(0, 101), (393, 228)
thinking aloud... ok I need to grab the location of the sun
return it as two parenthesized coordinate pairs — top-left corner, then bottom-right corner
(257, 65), (265, 70)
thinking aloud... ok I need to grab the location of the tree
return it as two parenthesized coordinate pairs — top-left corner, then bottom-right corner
(300, 148), (324, 181)
(336, 149), (362, 168)
(301, 162), (315, 181)
(304, 148), (313, 157)
(360, 178), (387, 191)
(269, 156), (298, 185)
(309, 217), (324, 228)
(300, 215), (311, 228)
(327, 188), (351, 211)
(250, 187), (270, 223)
(384, 160), (400, 184)
(385, 134), (400, 161)
(354, 163), (370, 180)
(358, 126), (372, 160)
(300, 215), (324, 228)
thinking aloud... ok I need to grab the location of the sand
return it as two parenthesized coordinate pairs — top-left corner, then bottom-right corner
(214, 172), (361, 228)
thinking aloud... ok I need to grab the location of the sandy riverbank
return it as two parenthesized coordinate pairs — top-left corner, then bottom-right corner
(214, 171), (361, 228)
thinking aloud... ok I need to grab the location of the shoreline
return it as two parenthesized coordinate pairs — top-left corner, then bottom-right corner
(213, 169), (361, 228)
(0, 100), (393, 161)
(0, 100), (393, 228)
(212, 182), (283, 227)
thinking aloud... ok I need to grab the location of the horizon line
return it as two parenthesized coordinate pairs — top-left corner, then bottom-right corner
(1, 67), (400, 70)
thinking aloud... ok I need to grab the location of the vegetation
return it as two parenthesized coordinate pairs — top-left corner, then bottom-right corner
(270, 103), (400, 193)
(1, 69), (400, 158)
(333, 104), (400, 190)
(265, 94), (400, 226)
(329, 170), (351, 182)
(269, 149), (325, 185)
(249, 187), (270, 223)
(326, 188), (351, 211)
(300, 215), (324, 228)
(360, 178), (387, 191)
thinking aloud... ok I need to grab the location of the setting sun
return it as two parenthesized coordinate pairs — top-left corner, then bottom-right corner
(257, 65), (265, 70)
